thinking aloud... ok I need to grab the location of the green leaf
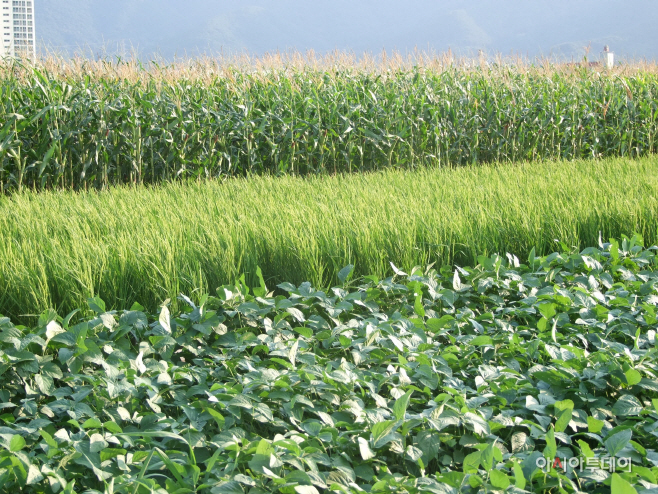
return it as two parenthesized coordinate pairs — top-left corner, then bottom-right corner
(294, 327), (313, 338)
(612, 395), (643, 416)
(205, 407), (226, 429)
(159, 305), (172, 334)
(511, 432), (529, 453)
(370, 420), (399, 448)
(119, 310), (148, 330)
(630, 440), (646, 456)
(480, 443), (495, 471)
(471, 335), (492, 346)
(45, 320), (66, 341)
(632, 466), (656, 484)
(82, 418), (103, 429)
(392, 390), (413, 421)
(41, 362), (63, 379)
(100, 448), (127, 462)
(337, 264), (354, 284)
(253, 266), (268, 297)
(468, 474), (484, 488)
(87, 296), (106, 314)
(247, 454), (273, 475)
(425, 316), (454, 332)
(40, 430), (57, 448)
(610, 239), (620, 262)
(358, 437), (375, 460)
(453, 271), (462, 291)
(295, 487), (320, 494)
(553, 399), (574, 413)
(256, 439), (274, 456)
(288, 339), (299, 367)
(544, 427), (557, 459)
(89, 433), (109, 453)
(73, 443), (112, 481)
(489, 469), (510, 490)
(555, 408), (572, 433)
(463, 413), (490, 436)
(587, 416), (605, 434)
(9, 434), (26, 452)
(513, 462), (526, 490)
(154, 447), (186, 484)
(405, 445), (423, 461)
(528, 247), (537, 269)
(605, 429), (632, 457)
(414, 294), (425, 318)
(462, 451), (481, 474)
(103, 421), (123, 434)
(288, 307), (306, 324)
(270, 357), (293, 369)
(26, 464), (44, 485)
(115, 431), (190, 448)
(416, 431), (442, 461)
(537, 302), (556, 320)
(610, 473), (638, 494)
(34, 374), (55, 396)
(211, 480), (244, 493)
(284, 470), (309, 484)
(577, 440), (595, 458)
(624, 369), (642, 386)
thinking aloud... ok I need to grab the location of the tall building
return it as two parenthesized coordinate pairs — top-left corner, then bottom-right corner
(1, 0), (36, 59)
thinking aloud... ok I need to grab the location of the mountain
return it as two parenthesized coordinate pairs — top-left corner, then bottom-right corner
(35, 0), (658, 61)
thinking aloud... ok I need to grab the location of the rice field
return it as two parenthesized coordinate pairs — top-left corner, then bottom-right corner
(1, 155), (656, 321)
(1, 54), (658, 191)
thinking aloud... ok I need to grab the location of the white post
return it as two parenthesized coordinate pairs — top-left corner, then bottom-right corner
(602, 46), (614, 69)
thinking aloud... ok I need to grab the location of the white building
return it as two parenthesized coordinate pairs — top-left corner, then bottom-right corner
(1, 0), (36, 59)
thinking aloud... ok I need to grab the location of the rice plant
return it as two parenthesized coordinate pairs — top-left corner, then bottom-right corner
(0, 155), (656, 321)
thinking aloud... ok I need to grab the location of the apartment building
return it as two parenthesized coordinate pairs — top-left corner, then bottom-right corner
(1, 0), (35, 58)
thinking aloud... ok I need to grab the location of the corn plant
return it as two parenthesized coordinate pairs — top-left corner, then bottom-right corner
(1, 56), (657, 191)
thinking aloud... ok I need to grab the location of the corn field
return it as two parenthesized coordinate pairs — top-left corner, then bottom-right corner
(1, 53), (657, 191)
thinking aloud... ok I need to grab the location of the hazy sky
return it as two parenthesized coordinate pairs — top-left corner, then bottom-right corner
(37, 1), (658, 61)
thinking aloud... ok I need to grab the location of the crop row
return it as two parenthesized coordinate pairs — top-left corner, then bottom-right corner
(0, 236), (656, 492)
(1, 156), (657, 321)
(1, 60), (658, 190)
